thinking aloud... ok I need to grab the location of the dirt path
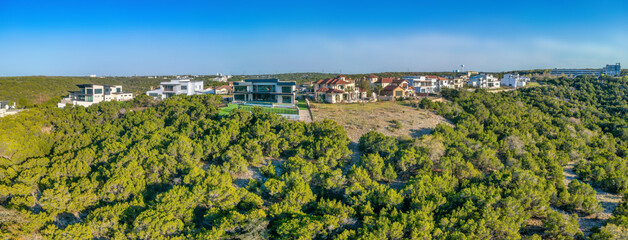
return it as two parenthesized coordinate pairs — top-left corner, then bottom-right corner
(298, 109), (312, 123)
(562, 161), (622, 234)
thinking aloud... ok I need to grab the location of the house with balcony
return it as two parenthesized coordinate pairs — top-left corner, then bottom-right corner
(232, 79), (296, 105)
(501, 73), (530, 88)
(146, 79), (205, 99)
(468, 74), (500, 89)
(405, 76), (437, 94)
(58, 84), (134, 108)
(314, 76), (368, 103)
(451, 75), (467, 89)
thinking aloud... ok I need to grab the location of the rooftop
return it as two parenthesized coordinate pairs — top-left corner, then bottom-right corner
(314, 78), (352, 85)
(234, 78), (296, 86)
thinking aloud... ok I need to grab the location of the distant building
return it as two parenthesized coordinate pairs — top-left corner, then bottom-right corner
(0, 102), (20, 117)
(213, 73), (232, 82)
(314, 76), (368, 104)
(468, 74), (500, 89)
(200, 87), (215, 94)
(146, 79), (205, 99)
(366, 74), (379, 85)
(58, 84), (133, 108)
(373, 77), (396, 88)
(451, 75), (467, 89)
(233, 79), (296, 105)
(501, 73), (530, 88)
(0, 101), (12, 110)
(379, 79), (415, 98)
(214, 85), (232, 95)
(405, 76), (436, 94)
(603, 63), (621, 77)
(550, 63), (621, 78)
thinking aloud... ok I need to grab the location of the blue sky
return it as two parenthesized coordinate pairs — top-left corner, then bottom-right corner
(1, 0), (627, 76)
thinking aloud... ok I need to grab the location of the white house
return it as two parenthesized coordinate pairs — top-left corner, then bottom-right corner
(146, 79), (205, 99)
(468, 74), (500, 89)
(501, 73), (530, 88)
(404, 76), (437, 94)
(58, 84), (134, 108)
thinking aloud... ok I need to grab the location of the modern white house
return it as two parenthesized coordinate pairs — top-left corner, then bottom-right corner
(404, 76), (437, 94)
(468, 74), (500, 89)
(146, 79), (205, 99)
(57, 84), (134, 108)
(501, 74), (530, 88)
(233, 79), (297, 105)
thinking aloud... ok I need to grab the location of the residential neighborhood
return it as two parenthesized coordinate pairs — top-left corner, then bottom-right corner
(313, 75), (368, 103)
(48, 63), (625, 123)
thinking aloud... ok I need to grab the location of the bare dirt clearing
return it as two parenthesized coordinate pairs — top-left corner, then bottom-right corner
(310, 101), (451, 142)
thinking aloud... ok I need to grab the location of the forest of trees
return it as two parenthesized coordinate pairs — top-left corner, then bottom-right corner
(1, 76), (628, 239)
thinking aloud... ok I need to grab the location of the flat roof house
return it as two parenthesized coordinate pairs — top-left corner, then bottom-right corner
(233, 79), (297, 105)
(58, 84), (133, 108)
(501, 73), (530, 88)
(468, 74), (500, 89)
(146, 79), (204, 99)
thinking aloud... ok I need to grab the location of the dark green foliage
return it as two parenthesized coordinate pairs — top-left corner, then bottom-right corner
(3, 75), (628, 239)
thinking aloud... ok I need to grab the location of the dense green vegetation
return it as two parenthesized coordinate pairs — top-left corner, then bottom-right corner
(2, 75), (628, 239)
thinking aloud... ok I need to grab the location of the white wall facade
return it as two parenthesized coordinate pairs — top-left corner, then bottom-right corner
(501, 74), (529, 87)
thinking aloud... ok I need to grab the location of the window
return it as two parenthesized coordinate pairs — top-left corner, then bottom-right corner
(86, 96), (93, 102)
(86, 89), (93, 94)
(164, 86), (174, 91)
(282, 86), (292, 93)
(181, 85), (187, 90)
(395, 91), (403, 96)
(116, 88), (121, 92)
(282, 96), (292, 103)
(254, 85), (274, 92)
(235, 86), (248, 92)
(95, 89), (103, 94)
(234, 94), (245, 100)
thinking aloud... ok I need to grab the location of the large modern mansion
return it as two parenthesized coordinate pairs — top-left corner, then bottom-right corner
(58, 84), (134, 108)
(550, 63), (621, 78)
(501, 73), (530, 88)
(468, 74), (500, 89)
(233, 79), (297, 105)
(146, 79), (205, 99)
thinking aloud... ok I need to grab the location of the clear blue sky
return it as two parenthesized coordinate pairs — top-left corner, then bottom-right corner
(1, 0), (627, 76)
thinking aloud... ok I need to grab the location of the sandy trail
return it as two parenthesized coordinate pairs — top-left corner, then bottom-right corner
(562, 161), (622, 234)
